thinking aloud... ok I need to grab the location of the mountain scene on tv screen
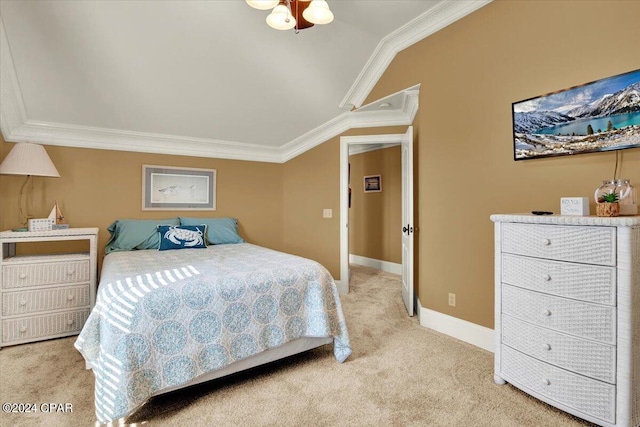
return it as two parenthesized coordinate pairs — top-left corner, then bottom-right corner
(513, 69), (640, 159)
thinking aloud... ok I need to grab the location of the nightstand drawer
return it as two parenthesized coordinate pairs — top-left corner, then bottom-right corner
(501, 346), (615, 424)
(501, 223), (616, 266)
(502, 254), (616, 305)
(502, 315), (616, 383)
(2, 258), (91, 289)
(2, 285), (91, 316)
(502, 284), (616, 345)
(1, 309), (90, 344)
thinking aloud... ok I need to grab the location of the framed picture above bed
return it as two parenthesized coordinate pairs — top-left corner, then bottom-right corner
(142, 165), (216, 210)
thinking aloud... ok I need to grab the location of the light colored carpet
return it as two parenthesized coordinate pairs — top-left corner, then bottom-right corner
(0, 265), (593, 427)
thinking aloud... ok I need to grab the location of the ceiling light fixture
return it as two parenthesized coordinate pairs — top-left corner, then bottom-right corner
(246, 0), (334, 33)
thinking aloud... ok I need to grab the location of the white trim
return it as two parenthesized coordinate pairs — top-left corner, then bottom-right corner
(1, 89), (418, 164)
(343, 133), (410, 146)
(418, 301), (494, 353)
(0, 4), (425, 164)
(334, 279), (347, 295)
(280, 112), (352, 163)
(349, 143), (400, 156)
(7, 120), (283, 163)
(280, 86), (420, 162)
(340, 0), (492, 109)
(349, 254), (402, 275)
(341, 132), (409, 290)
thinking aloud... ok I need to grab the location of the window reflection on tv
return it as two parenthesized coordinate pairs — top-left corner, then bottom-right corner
(512, 69), (640, 161)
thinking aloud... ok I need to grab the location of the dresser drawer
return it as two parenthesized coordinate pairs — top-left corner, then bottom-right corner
(502, 315), (616, 383)
(501, 345), (615, 424)
(502, 254), (616, 305)
(501, 223), (616, 266)
(2, 258), (90, 289)
(502, 284), (616, 345)
(2, 309), (89, 344)
(2, 285), (91, 316)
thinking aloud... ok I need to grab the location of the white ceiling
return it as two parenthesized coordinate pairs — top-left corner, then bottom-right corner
(0, 0), (490, 162)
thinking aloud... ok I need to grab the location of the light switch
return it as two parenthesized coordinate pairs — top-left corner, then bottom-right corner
(323, 209), (333, 218)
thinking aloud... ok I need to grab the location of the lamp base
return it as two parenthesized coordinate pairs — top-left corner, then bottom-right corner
(11, 227), (28, 232)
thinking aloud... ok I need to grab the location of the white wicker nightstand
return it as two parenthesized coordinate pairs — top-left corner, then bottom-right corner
(491, 214), (639, 427)
(0, 228), (98, 349)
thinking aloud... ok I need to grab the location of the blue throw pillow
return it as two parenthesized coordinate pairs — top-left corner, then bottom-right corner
(179, 217), (244, 245)
(157, 225), (207, 251)
(105, 218), (180, 254)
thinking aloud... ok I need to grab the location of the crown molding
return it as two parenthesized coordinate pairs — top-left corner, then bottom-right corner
(1, 0), (456, 163)
(339, 0), (492, 110)
(280, 85), (419, 162)
(279, 112), (352, 163)
(2, 84), (419, 164)
(8, 120), (283, 163)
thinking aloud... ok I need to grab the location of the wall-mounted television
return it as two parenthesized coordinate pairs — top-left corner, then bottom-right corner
(512, 69), (640, 160)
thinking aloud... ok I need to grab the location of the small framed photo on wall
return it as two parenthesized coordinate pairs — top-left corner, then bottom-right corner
(364, 174), (382, 193)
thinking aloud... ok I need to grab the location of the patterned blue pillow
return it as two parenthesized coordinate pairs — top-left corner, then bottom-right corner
(157, 225), (207, 251)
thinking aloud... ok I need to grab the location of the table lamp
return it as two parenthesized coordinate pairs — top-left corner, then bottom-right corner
(0, 142), (60, 231)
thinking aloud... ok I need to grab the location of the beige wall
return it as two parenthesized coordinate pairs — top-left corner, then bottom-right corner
(348, 146), (401, 263)
(2, 1), (639, 329)
(281, 126), (408, 279)
(0, 134), (284, 265)
(281, 0), (640, 328)
(281, 137), (341, 275)
(363, 0), (640, 327)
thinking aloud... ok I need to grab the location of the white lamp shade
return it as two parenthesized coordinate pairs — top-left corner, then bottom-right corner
(0, 142), (60, 177)
(246, 0), (279, 10)
(266, 4), (296, 30)
(303, 0), (334, 25)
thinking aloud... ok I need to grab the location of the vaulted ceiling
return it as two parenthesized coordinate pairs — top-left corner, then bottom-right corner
(0, 0), (490, 162)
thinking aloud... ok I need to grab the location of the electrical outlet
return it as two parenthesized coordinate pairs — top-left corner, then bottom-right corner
(323, 209), (333, 218)
(448, 293), (456, 307)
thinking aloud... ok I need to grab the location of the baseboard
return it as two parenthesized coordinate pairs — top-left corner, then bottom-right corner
(418, 300), (494, 353)
(334, 279), (347, 295)
(349, 254), (402, 275)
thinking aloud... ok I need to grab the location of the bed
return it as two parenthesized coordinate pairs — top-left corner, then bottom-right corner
(74, 218), (351, 424)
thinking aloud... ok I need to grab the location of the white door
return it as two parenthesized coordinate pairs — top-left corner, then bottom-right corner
(401, 126), (414, 316)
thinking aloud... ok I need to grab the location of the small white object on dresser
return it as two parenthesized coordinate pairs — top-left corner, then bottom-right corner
(560, 197), (590, 216)
(0, 228), (98, 349)
(491, 214), (639, 427)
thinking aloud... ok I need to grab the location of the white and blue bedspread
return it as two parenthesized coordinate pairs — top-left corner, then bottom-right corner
(75, 243), (351, 423)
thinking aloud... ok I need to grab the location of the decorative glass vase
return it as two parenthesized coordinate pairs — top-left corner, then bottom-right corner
(594, 179), (637, 217)
(617, 179), (637, 216)
(594, 180), (618, 203)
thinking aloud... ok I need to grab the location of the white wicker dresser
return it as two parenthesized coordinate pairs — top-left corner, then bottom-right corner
(491, 214), (639, 427)
(0, 228), (98, 349)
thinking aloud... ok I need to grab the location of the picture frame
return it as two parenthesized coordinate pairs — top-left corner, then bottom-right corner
(363, 174), (382, 193)
(142, 165), (216, 211)
(512, 68), (640, 160)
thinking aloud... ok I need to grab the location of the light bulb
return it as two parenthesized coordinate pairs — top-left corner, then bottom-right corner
(246, 0), (279, 10)
(302, 0), (334, 25)
(266, 4), (296, 30)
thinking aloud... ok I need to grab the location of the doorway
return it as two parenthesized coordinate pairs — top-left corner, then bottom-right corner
(339, 126), (414, 316)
